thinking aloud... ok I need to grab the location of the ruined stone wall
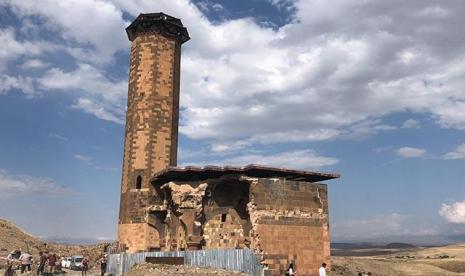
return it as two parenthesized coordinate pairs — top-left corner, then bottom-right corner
(118, 32), (181, 252)
(154, 176), (329, 276)
(248, 178), (330, 276)
(158, 179), (252, 252)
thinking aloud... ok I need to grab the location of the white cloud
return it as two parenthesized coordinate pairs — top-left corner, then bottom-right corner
(3, 0), (129, 63)
(0, 0), (465, 151)
(74, 154), (92, 161)
(0, 170), (71, 197)
(196, 1), (225, 14)
(0, 28), (53, 73)
(373, 146), (392, 153)
(21, 59), (49, 69)
(48, 133), (68, 141)
(439, 201), (465, 224)
(71, 98), (124, 125)
(332, 213), (439, 239)
(0, 75), (34, 96)
(38, 64), (127, 124)
(402, 119), (421, 129)
(443, 143), (465, 160)
(185, 149), (339, 170)
(396, 147), (427, 158)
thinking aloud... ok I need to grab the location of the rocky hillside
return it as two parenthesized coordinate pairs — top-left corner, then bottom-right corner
(0, 218), (111, 268)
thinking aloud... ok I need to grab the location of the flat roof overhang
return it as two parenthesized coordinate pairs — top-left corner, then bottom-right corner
(151, 164), (340, 185)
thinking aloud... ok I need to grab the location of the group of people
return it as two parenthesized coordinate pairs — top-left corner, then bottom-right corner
(5, 250), (61, 275)
(286, 262), (328, 276)
(4, 250), (107, 276)
(286, 262), (376, 276)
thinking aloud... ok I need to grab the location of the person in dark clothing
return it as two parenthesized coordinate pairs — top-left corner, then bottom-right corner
(5, 251), (15, 276)
(286, 263), (296, 276)
(47, 252), (57, 274)
(37, 251), (47, 275)
(81, 257), (89, 276)
(100, 255), (107, 276)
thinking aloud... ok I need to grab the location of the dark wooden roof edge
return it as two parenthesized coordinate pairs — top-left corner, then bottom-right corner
(151, 164), (340, 184)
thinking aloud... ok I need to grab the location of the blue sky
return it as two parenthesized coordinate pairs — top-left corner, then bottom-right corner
(0, 0), (465, 243)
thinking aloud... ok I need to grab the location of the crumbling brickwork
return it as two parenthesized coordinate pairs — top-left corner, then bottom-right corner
(145, 171), (334, 275)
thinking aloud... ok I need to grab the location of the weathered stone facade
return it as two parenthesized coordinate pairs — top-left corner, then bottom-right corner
(118, 13), (188, 252)
(117, 12), (339, 276)
(147, 166), (336, 275)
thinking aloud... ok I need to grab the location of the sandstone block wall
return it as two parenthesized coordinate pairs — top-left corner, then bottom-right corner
(250, 178), (330, 276)
(137, 176), (331, 275)
(118, 31), (182, 252)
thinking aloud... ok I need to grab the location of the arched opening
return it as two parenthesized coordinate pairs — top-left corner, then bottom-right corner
(136, 175), (142, 190)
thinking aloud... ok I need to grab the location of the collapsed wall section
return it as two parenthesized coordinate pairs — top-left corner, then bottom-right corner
(159, 178), (252, 252)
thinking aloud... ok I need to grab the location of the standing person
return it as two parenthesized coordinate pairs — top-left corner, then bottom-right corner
(286, 263), (296, 276)
(100, 254), (107, 276)
(47, 252), (56, 274)
(19, 251), (32, 273)
(319, 263), (327, 276)
(81, 257), (89, 276)
(4, 251), (15, 276)
(37, 251), (47, 275)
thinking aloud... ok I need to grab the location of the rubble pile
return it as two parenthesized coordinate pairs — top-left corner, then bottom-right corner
(126, 263), (249, 276)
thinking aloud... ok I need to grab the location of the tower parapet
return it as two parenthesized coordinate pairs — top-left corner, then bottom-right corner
(126, 13), (190, 43)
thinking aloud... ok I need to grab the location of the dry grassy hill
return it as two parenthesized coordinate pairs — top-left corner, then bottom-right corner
(0, 218), (110, 269)
(332, 243), (465, 275)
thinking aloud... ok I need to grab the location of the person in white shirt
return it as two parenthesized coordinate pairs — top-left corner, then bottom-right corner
(19, 252), (33, 273)
(319, 262), (327, 276)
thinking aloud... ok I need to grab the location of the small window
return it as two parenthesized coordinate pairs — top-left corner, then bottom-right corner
(136, 175), (142, 190)
(221, 214), (227, 222)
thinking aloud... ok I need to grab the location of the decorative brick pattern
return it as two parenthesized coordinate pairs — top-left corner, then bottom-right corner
(118, 19), (183, 253)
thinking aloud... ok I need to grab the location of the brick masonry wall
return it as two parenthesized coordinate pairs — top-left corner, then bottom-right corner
(203, 212), (245, 248)
(251, 178), (330, 276)
(118, 31), (182, 252)
(118, 223), (160, 252)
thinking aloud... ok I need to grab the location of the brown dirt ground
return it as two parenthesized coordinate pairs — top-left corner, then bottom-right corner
(126, 263), (249, 276)
(332, 244), (465, 276)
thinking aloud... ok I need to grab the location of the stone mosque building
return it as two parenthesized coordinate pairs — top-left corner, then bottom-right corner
(117, 13), (339, 275)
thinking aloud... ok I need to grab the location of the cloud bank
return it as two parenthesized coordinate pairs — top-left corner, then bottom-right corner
(0, 170), (72, 197)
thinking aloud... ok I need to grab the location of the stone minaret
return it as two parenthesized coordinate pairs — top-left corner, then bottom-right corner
(118, 13), (189, 252)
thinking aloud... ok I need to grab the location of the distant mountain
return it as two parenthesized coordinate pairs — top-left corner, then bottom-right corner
(44, 236), (114, 245)
(331, 242), (377, 250)
(383, 243), (416, 249)
(332, 234), (465, 246)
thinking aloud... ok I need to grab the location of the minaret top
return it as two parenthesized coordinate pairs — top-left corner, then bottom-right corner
(126, 12), (190, 43)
